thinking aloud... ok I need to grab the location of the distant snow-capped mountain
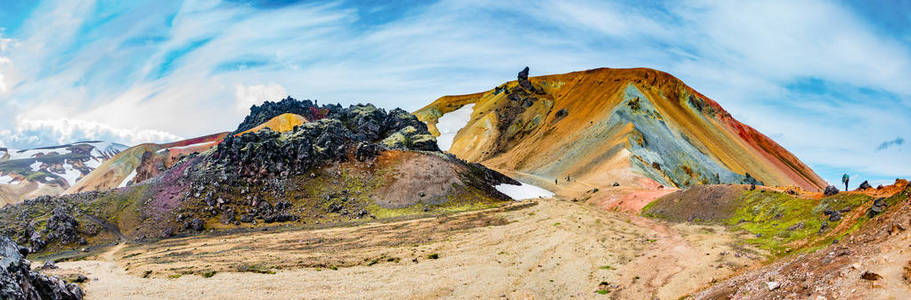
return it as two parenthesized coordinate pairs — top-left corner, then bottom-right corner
(0, 141), (129, 205)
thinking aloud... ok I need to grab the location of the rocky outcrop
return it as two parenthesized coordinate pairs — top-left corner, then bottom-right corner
(234, 97), (332, 133)
(824, 185), (839, 196)
(1, 197), (89, 252)
(0, 235), (83, 300)
(213, 103), (438, 182)
(44, 207), (81, 246)
(858, 180), (873, 190)
(867, 197), (886, 217)
(517, 66), (533, 91)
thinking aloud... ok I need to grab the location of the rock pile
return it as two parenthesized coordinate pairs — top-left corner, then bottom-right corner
(213, 103), (438, 182)
(178, 101), (443, 230)
(824, 185), (839, 196)
(0, 235), (83, 300)
(234, 97), (333, 133)
(868, 198), (887, 218)
(44, 207), (81, 246)
(1, 196), (91, 252)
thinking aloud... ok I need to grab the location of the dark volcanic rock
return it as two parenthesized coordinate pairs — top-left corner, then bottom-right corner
(40, 261), (57, 270)
(858, 180), (872, 190)
(555, 108), (568, 119)
(185, 218), (205, 232)
(518, 66), (533, 91)
(741, 173), (764, 186)
(355, 142), (380, 162)
(44, 207), (80, 246)
(234, 97), (333, 133)
(823, 209), (842, 222)
(823, 185), (839, 196)
(868, 197), (886, 218)
(219, 208), (235, 225)
(212, 102), (438, 183)
(0, 235), (83, 300)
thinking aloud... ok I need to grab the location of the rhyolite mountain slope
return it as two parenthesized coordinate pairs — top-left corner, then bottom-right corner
(0, 141), (128, 205)
(416, 67), (826, 192)
(64, 132), (229, 195)
(0, 98), (517, 254)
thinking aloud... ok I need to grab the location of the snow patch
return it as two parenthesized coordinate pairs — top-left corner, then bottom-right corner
(495, 181), (555, 200)
(435, 104), (475, 151)
(0, 175), (14, 184)
(8, 149), (35, 160)
(86, 141), (128, 158)
(165, 141), (214, 151)
(57, 163), (82, 186)
(30, 161), (41, 171)
(118, 170), (137, 188)
(84, 158), (102, 169)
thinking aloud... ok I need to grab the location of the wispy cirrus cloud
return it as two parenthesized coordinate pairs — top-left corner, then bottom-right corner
(0, 0), (908, 186)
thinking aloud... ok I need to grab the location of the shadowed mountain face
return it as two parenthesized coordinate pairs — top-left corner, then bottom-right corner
(416, 67), (826, 192)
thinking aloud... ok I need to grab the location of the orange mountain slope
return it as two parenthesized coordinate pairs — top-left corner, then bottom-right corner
(415, 67), (826, 193)
(236, 113), (308, 136)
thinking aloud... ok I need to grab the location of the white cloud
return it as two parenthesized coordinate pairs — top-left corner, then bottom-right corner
(0, 69), (6, 94)
(234, 83), (288, 112)
(0, 37), (12, 52)
(0, 118), (181, 148)
(0, 56), (12, 94)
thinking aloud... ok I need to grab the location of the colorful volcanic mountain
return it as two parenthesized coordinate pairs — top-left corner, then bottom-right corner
(416, 67), (826, 197)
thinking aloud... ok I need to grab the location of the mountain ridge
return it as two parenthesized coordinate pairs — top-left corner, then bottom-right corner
(416, 67), (826, 195)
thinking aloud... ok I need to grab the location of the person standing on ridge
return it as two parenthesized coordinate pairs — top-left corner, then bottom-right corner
(842, 173), (850, 191)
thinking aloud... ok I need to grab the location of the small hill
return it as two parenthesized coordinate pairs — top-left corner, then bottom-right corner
(695, 179), (911, 298)
(644, 179), (909, 257)
(416, 67), (826, 196)
(0, 98), (517, 254)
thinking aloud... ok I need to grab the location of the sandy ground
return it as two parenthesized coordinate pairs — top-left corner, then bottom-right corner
(45, 197), (763, 299)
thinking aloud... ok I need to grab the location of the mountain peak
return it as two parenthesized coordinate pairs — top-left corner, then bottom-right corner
(416, 67), (826, 200)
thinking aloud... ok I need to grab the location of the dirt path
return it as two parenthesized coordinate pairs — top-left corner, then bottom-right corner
(51, 198), (761, 299)
(98, 242), (124, 262)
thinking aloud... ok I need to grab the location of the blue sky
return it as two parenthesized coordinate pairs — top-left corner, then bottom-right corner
(0, 0), (908, 187)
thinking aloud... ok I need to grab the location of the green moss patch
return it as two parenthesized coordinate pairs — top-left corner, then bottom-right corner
(725, 190), (872, 257)
(641, 184), (896, 258)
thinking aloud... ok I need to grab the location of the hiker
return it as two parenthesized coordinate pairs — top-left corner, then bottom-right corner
(842, 173), (850, 191)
